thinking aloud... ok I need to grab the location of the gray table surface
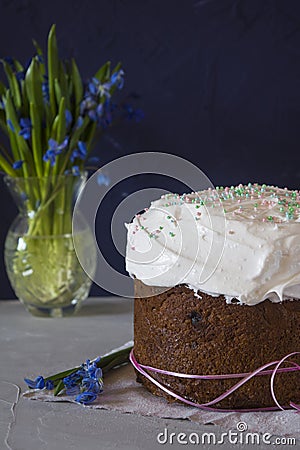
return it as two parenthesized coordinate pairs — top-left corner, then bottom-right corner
(0, 297), (297, 450)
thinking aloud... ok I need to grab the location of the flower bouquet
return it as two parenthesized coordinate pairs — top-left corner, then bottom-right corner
(0, 25), (125, 316)
(24, 343), (133, 405)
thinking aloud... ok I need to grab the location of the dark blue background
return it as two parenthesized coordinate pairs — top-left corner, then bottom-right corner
(1, 0), (300, 298)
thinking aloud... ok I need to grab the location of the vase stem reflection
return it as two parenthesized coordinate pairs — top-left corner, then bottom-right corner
(4, 173), (96, 317)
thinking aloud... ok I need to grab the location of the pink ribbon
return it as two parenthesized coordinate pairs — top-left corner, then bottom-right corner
(130, 349), (300, 412)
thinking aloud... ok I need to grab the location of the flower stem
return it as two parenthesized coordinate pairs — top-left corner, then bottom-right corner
(43, 344), (133, 397)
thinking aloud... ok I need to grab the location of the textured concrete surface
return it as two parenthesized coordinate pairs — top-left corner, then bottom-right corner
(0, 297), (297, 450)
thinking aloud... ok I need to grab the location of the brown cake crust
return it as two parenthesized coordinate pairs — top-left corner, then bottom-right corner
(134, 280), (300, 409)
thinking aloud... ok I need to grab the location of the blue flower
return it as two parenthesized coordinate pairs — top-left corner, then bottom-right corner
(88, 77), (112, 99)
(43, 137), (69, 166)
(94, 367), (103, 379)
(4, 57), (14, 68)
(75, 368), (87, 378)
(87, 103), (105, 123)
(65, 385), (81, 396)
(42, 76), (49, 102)
(82, 378), (103, 394)
(86, 362), (98, 378)
(87, 156), (100, 165)
(97, 172), (110, 187)
(24, 375), (45, 389)
(24, 355), (105, 405)
(45, 380), (54, 390)
(76, 116), (84, 129)
(19, 118), (32, 140)
(65, 109), (72, 128)
(88, 79), (98, 96)
(93, 356), (101, 364)
(123, 104), (144, 122)
(79, 88), (109, 123)
(24, 57), (32, 73)
(102, 109), (112, 127)
(36, 54), (44, 64)
(88, 109), (97, 122)
(79, 96), (97, 116)
(63, 372), (81, 388)
(111, 69), (125, 90)
(35, 376), (45, 389)
(96, 103), (104, 118)
(43, 149), (56, 166)
(77, 141), (87, 158)
(72, 166), (81, 176)
(71, 141), (87, 162)
(24, 377), (37, 389)
(75, 392), (98, 405)
(12, 160), (24, 170)
(16, 71), (25, 81)
(7, 119), (15, 132)
(98, 82), (111, 99)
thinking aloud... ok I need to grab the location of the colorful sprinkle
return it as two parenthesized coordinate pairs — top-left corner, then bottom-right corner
(140, 184), (300, 227)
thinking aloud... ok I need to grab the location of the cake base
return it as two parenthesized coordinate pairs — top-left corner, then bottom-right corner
(134, 281), (300, 409)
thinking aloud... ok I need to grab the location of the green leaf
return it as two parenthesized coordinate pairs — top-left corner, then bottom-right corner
(0, 152), (14, 176)
(25, 57), (44, 112)
(68, 78), (74, 102)
(71, 59), (83, 117)
(20, 79), (30, 118)
(32, 40), (46, 78)
(5, 92), (35, 176)
(68, 115), (89, 150)
(94, 61), (111, 82)
(56, 96), (66, 143)
(1, 60), (22, 110)
(47, 24), (59, 117)
(44, 367), (79, 384)
(0, 80), (7, 97)
(51, 115), (59, 138)
(54, 78), (62, 105)
(4, 92), (24, 160)
(30, 102), (43, 177)
(0, 140), (15, 175)
(13, 59), (24, 74)
(0, 111), (9, 136)
(58, 61), (69, 105)
(7, 130), (21, 166)
(84, 121), (97, 152)
(0, 141), (13, 164)
(53, 380), (64, 397)
(43, 102), (52, 142)
(32, 39), (43, 57)
(100, 346), (132, 373)
(4, 92), (18, 123)
(111, 61), (122, 75)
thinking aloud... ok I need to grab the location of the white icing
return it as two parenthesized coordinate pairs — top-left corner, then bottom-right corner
(125, 184), (300, 305)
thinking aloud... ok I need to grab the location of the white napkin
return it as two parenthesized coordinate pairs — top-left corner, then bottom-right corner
(23, 342), (299, 440)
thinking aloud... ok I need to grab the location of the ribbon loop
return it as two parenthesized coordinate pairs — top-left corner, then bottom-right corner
(130, 349), (300, 412)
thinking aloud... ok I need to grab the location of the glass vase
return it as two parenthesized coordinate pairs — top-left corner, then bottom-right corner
(4, 173), (97, 318)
